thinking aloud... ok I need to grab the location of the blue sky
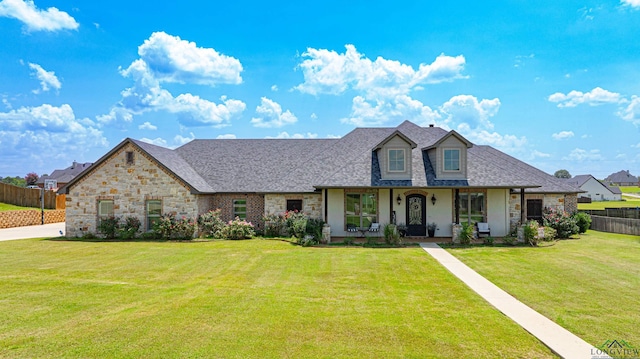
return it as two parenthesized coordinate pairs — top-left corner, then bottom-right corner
(1, 0), (639, 179)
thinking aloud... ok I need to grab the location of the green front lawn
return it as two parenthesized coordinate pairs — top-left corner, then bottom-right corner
(0, 202), (38, 211)
(0, 239), (555, 358)
(447, 231), (640, 348)
(578, 197), (640, 210)
(620, 186), (640, 194)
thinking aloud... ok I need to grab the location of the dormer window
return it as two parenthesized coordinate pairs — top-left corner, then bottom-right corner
(388, 149), (405, 172)
(444, 149), (460, 171)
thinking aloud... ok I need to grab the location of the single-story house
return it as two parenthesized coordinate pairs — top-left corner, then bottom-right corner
(564, 175), (621, 202)
(61, 121), (580, 239)
(37, 161), (93, 191)
(604, 170), (639, 187)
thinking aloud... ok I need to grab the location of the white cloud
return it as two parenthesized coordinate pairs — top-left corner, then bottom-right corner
(440, 95), (500, 130)
(271, 85), (278, 92)
(267, 132), (318, 139)
(563, 148), (604, 161)
(140, 137), (168, 147)
(28, 63), (61, 93)
(0, 0), (78, 32)
(250, 97), (297, 128)
(552, 131), (574, 140)
(621, 0), (640, 9)
(310, 113), (317, 120)
(0, 104), (107, 173)
(295, 44), (466, 98)
(632, 143), (640, 148)
(216, 134), (236, 139)
(531, 150), (551, 159)
(341, 95), (441, 127)
(617, 95), (640, 126)
(548, 87), (622, 108)
(462, 128), (527, 154)
(174, 132), (195, 146)
(135, 31), (242, 86)
(100, 32), (246, 127)
(514, 54), (534, 68)
(138, 121), (157, 130)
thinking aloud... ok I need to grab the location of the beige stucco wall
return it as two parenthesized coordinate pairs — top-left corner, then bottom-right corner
(65, 143), (200, 237)
(326, 188), (345, 236)
(487, 188), (509, 237)
(264, 193), (322, 219)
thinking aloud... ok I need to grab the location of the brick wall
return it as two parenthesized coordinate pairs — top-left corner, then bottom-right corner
(209, 193), (265, 230)
(65, 143), (201, 237)
(0, 210), (65, 229)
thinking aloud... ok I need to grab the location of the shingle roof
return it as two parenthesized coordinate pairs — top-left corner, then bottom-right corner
(65, 121), (581, 195)
(605, 170), (639, 183)
(37, 162), (92, 184)
(563, 174), (621, 195)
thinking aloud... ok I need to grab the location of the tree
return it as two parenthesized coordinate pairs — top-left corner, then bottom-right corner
(25, 172), (39, 186)
(1, 176), (26, 187)
(554, 169), (571, 179)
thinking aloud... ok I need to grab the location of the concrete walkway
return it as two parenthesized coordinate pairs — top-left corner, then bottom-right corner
(420, 243), (609, 359)
(0, 222), (65, 241)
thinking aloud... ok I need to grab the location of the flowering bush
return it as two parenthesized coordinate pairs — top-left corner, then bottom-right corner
(152, 213), (196, 240)
(198, 209), (226, 238)
(221, 217), (255, 240)
(543, 208), (579, 239)
(97, 216), (120, 239)
(119, 216), (141, 240)
(284, 210), (308, 239)
(263, 214), (286, 237)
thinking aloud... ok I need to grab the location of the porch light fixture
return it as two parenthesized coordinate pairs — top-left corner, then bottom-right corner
(431, 194), (437, 206)
(397, 195), (402, 205)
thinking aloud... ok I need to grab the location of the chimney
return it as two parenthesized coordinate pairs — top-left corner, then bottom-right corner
(72, 161), (77, 169)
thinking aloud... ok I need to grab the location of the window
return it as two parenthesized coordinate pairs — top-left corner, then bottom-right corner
(146, 200), (162, 231)
(444, 149), (460, 171)
(388, 149), (405, 172)
(345, 192), (377, 228)
(527, 199), (543, 223)
(286, 199), (303, 212)
(459, 191), (485, 224)
(233, 199), (247, 220)
(97, 199), (114, 226)
(126, 151), (135, 165)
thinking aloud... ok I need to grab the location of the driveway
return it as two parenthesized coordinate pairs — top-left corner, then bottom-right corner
(0, 222), (65, 241)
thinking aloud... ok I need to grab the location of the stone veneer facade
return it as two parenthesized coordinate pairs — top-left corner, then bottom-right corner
(508, 193), (578, 230)
(264, 193), (323, 219)
(65, 143), (203, 237)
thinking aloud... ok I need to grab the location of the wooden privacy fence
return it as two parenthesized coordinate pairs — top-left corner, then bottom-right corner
(0, 182), (61, 209)
(582, 208), (640, 219)
(590, 215), (640, 236)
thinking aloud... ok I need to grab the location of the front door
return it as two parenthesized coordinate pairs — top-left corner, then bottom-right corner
(406, 194), (426, 236)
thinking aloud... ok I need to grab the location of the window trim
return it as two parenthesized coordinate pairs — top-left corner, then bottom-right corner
(233, 199), (247, 220)
(457, 189), (486, 224)
(443, 148), (461, 172)
(146, 200), (162, 231)
(387, 148), (406, 172)
(344, 190), (378, 230)
(286, 199), (303, 212)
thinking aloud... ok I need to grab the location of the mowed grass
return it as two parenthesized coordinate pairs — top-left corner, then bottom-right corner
(620, 186), (640, 194)
(0, 239), (555, 358)
(447, 231), (640, 348)
(578, 197), (640, 210)
(0, 202), (38, 211)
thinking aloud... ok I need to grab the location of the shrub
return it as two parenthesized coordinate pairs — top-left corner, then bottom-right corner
(523, 220), (540, 246)
(284, 210), (308, 239)
(198, 209), (226, 238)
(502, 236), (516, 246)
(98, 216), (119, 239)
(152, 213), (196, 240)
(119, 216), (141, 240)
(298, 235), (318, 247)
(263, 214), (285, 237)
(458, 222), (474, 245)
(483, 236), (494, 246)
(573, 212), (592, 234)
(383, 223), (401, 245)
(305, 218), (325, 242)
(543, 208), (579, 239)
(543, 226), (557, 241)
(222, 217), (255, 240)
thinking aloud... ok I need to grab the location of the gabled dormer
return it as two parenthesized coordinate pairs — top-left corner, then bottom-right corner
(372, 131), (417, 181)
(423, 130), (473, 180)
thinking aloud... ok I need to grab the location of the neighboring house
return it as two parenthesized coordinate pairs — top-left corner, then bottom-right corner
(37, 161), (93, 191)
(61, 121), (580, 239)
(564, 175), (621, 201)
(604, 170), (639, 186)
